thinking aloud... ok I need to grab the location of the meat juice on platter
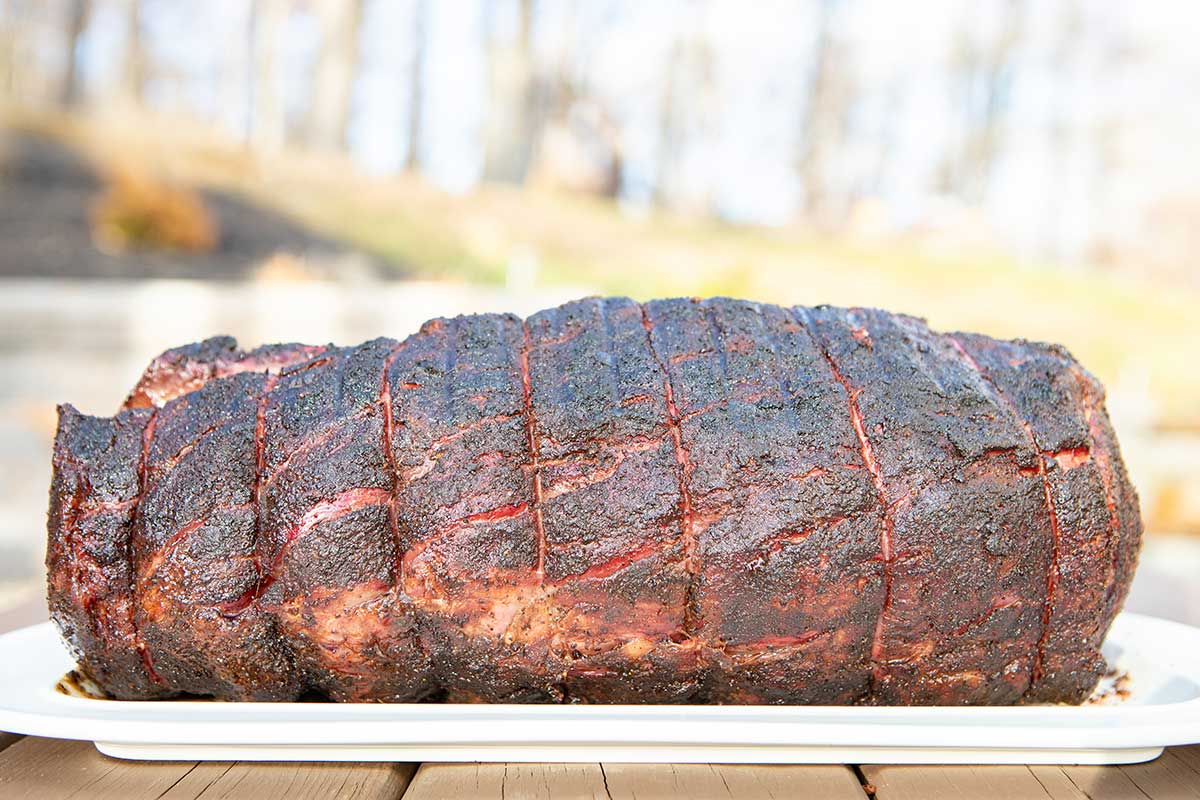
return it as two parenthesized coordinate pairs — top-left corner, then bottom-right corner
(46, 298), (1141, 705)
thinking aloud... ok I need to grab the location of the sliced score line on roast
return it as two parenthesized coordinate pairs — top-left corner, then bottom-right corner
(947, 334), (1066, 690)
(794, 306), (895, 698)
(517, 320), (547, 583)
(639, 303), (701, 644)
(131, 406), (164, 685)
(380, 342), (406, 586)
(1069, 365), (1126, 611)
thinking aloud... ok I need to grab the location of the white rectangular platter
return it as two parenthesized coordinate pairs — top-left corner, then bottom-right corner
(0, 611), (1197, 764)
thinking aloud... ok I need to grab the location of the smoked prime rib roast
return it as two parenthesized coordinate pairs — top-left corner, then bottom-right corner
(46, 297), (1141, 706)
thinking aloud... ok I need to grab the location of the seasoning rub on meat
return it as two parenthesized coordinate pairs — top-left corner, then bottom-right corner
(46, 297), (1141, 705)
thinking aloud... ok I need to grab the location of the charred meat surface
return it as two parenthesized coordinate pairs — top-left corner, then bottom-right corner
(46, 298), (1141, 704)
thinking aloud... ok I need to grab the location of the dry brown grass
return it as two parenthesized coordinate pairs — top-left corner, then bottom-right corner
(89, 164), (218, 254)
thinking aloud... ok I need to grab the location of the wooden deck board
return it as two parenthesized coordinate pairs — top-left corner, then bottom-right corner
(0, 737), (415, 800)
(403, 762), (867, 799)
(1055, 765), (1157, 800)
(1, 738), (1197, 799)
(603, 763), (867, 799)
(1115, 745), (1200, 800)
(1053, 746), (1200, 799)
(0, 737), (202, 800)
(157, 759), (415, 800)
(864, 750), (1200, 800)
(402, 763), (610, 800)
(704, 763), (868, 799)
(864, 763), (1082, 799)
(1025, 766), (1092, 799)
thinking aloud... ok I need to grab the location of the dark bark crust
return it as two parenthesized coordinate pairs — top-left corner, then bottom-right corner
(46, 298), (1142, 704)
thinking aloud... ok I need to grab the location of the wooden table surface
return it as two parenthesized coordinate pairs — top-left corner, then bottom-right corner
(1, 736), (1198, 800)
(2, 600), (1198, 799)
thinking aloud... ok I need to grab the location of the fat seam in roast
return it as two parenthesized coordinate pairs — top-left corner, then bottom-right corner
(45, 297), (1142, 705)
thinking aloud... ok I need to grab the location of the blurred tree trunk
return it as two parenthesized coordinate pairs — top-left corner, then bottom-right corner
(307, 0), (363, 151)
(653, 39), (684, 209)
(1086, 19), (1134, 267)
(521, 1), (624, 198)
(796, 0), (851, 227)
(1044, 0), (1083, 259)
(654, 2), (714, 212)
(943, 0), (1023, 204)
(404, 0), (426, 171)
(58, 0), (91, 107)
(118, 0), (144, 107)
(868, 83), (902, 197)
(220, 0), (253, 139)
(0, 0), (39, 102)
(0, 1), (21, 98)
(482, 0), (536, 184)
(249, 0), (289, 152)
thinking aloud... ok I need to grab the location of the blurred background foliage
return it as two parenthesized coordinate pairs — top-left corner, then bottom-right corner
(0, 0), (1196, 612)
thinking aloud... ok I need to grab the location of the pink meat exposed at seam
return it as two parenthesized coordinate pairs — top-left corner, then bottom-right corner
(137, 501), (254, 581)
(429, 413), (522, 448)
(249, 374), (277, 588)
(221, 487), (393, 615)
(218, 372), (278, 617)
(74, 497), (138, 520)
(639, 304), (699, 640)
(260, 409), (370, 489)
(552, 540), (665, 584)
(518, 322), (547, 583)
(542, 436), (665, 500)
(399, 502), (532, 578)
(950, 593), (1020, 637)
(721, 629), (829, 654)
(380, 345), (405, 584)
(830, 361), (892, 673)
(796, 310), (894, 694)
(948, 335), (1063, 689)
(216, 345), (328, 381)
(1070, 371), (1122, 607)
(131, 410), (165, 685)
(755, 516), (848, 558)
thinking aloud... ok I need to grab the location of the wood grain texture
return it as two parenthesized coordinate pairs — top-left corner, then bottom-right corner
(0, 733), (22, 753)
(403, 763), (866, 799)
(3, 739), (1199, 799)
(403, 763), (610, 800)
(1025, 766), (1091, 799)
(863, 764), (1061, 799)
(865, 749), (1200, 800)
(0, 737), (201, 800)
(1055, 764), (1159, 800)
(602, 763), (867, 799)
(1063, 745), (1200, 800)
(0, 737), (413, 800)
(715, 763), (872, 799)
(157, 759), (415, 799)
